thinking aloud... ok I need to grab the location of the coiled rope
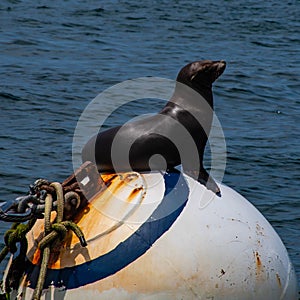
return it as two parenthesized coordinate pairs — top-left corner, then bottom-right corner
(0, 182), (87, 300)
(32, 182), (86, 300)
(0, 161), (103, 299)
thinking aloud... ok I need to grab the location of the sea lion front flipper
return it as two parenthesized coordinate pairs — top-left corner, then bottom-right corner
(185, 169), (221, 197)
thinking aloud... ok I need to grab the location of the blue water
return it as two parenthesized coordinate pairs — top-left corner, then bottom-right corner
(0, 0), (299, 290)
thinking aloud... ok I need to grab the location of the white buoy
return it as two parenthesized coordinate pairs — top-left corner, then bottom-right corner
(10, 171), (298, 299)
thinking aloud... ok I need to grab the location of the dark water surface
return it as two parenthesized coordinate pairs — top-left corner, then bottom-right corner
(0, 0), (299, 289)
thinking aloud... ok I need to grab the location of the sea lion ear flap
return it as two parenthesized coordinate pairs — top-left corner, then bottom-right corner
(190, 73), (197, 81)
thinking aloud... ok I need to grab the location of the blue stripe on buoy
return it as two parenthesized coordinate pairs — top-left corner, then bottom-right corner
(26, 171), (189, 289)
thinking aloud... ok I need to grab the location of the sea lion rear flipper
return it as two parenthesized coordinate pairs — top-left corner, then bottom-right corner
(185, 169), (221, 197)
(200, 172), (221, 197)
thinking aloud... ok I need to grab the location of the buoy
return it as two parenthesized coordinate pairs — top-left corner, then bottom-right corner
(4, 170), (297, 299)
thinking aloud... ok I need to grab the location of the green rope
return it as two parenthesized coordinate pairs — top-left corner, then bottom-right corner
(32, 193), (53, 300)
(32, 247), (50, 300)
(62, 221), (87, 247)
(39, 221), (87, 250)
(1, 181), (87, 299)
(50, 182), (64, 223)
(0, 219), (37, 298)
(43, 193), (53, 234)
(32, 183), (87, 299)
(0, 219), (36, 265)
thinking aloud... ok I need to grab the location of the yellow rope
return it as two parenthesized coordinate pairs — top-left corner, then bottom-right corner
(1, 180), (87, 299)
(50, 182), (64, 223)
(32, 183), (87, 299)
(32, 193), (53, 300)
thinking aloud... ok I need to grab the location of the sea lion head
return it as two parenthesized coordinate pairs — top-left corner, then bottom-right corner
(176, 60), (226, 91)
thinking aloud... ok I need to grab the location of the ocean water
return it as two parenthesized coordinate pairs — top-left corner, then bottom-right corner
(0, 0), (299, 291)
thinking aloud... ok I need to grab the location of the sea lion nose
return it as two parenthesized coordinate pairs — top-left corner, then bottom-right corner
(211, 60), (226, 69)
(216, 60), (226, 71)
(218, 60), (226, 67)
(211, 60), (226, 82)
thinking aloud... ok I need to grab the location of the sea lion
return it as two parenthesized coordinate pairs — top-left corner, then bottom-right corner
(82, 60), (226, 195)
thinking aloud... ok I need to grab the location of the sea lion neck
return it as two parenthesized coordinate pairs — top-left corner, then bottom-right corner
(168, 82), (214, 110)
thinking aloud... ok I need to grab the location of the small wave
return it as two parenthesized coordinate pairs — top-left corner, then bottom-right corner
(36, 5), (51, 10)
(0, 92), (24, 101)
(251, 41), (274, 48)
(9, 39), (38, 46)
(72, 7), (105, 17)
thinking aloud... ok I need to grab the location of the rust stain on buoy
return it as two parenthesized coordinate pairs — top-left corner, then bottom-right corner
(276, 273), (282, 288)
(101, 174), (118, 183)
(255, 251), (262, 269)
(128, 187), (143, 202)
(28, 172), (147, 269)
(254, 251), (267, 282)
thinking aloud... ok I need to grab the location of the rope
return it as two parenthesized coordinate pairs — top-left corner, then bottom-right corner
(64, 191), (80, 209)
(0, 161), (100, 299)
(32, 183), (87, 300)
(50, 182), (64, 223)
(0, 220), (37, 265)
(0, 219), (37, 297)
(32, 193), (53, 300)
